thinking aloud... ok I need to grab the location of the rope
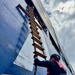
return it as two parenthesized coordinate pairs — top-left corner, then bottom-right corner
(34, 65), (37, 75)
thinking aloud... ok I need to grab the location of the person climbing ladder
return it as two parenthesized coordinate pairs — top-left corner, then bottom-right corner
(34, 54), (67, 75)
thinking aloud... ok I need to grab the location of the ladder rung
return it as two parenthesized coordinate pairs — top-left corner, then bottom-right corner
(29, 12), (34, 17)
(31, 28), (39, 34)
(28, 12), (34, 17)
(28, 6), (33, 12)
(33, 51), (46, 59)
(31, 31), (40, 39)
(17, 4), (29, 17)
(31, 31), (39, 36)
(32, 43), (44, 51)
(30, 26), (38, 31)
(29, 18), (36, 26)
(29, 14), (34, 20)
(29, 18), (35, 25)
(35, 22), (42, 30)
(17, 5), (35, 24)
(29, 18), (42, 30)
(29, 22), (36, 28)
(32, 37), (42, 45)
(28, 8), (34, 15)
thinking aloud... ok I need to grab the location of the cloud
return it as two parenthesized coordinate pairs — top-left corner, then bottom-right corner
(67, 12), (75, 20)
(70, 62), (75, 71)
(53, 0), (68, 6)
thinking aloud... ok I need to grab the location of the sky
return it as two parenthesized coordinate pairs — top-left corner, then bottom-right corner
(41, 0), (75, 71)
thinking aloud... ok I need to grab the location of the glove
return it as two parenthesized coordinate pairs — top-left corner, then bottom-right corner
(34, 54), (38, 58)
(34, 58), (38, 65)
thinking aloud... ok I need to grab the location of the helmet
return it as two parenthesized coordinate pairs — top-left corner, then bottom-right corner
(50, 54), (60, 61)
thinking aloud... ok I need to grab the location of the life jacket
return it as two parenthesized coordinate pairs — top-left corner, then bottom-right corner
(55, 61), (67, 75)
(46, 61), (66, 75)
(55, 61), (66, 69)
